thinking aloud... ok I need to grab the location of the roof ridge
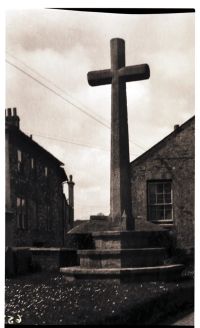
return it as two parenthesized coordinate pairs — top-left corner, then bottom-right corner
(7, 125), (65, 167)
(130, 115), (195, 165)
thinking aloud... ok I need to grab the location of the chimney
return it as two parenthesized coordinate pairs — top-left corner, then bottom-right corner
(174, 124), (179, 131)
(67, 175), (75, 225)
(5, 107), (20, 129)
(68, 175), (75, 208)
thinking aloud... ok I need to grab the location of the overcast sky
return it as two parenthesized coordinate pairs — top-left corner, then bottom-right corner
(6, 9), (195, 220)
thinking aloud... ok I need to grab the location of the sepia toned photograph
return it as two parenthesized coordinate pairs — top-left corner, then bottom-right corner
(5, 8), (194, 326)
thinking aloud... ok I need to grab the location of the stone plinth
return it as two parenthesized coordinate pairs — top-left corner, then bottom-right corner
(61, 230), (184, 282)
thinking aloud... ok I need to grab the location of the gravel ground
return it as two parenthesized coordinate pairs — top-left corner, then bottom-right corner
(5, 268), (194, 325)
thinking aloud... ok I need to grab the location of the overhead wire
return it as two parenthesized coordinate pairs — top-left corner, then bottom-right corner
(6, 51), (110, 127)
(26, 131), (140, 156)
(6, 59), (111, 129)
(6, 54), (146, 151)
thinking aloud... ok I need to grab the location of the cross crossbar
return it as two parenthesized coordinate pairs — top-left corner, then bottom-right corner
(88, 64), (150, 86)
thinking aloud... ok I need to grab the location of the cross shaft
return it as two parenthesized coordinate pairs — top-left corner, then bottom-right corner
(87, 38), (150, 230)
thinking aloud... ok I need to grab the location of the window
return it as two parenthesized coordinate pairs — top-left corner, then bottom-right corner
(46, 205), (52, 231)
(29, 199), (38, 229)
(30, 157), (37, 177)
(31, 158), (35, 169)
(16, 197), (27, 229)
(44, 166), (48, 177)
(17, 150), (22, 162)
(17, 150), (23, 173)
(147, 181), (173, 222)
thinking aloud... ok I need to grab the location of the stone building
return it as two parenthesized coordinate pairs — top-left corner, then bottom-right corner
(5, 107), (75, 247)
(130, 116), (195, 249)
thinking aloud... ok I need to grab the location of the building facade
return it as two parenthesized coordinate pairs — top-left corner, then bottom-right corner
(130, 116), (194, 249)
(6, 108), (74, 247)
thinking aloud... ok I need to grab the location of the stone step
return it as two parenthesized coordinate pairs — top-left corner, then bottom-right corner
(60, 264), (184, 282)
(78, 248), (168, 268)
(92, 230), (172, 249)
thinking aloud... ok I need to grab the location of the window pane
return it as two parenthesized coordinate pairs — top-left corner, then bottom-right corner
(164, 193), (171, 203)
(157, 194), (164, 204)
(17, 150), (22, 162)
(164, 182), (171, 193)
(165, 208), (172, 220)
(149, 194), (156, 204)
(149, 183), (156, 194)
(157, 205), (164, 220)
(17, 197), (21, 207)
(31, 158), (34, 169)
(157, 184), (163, 193)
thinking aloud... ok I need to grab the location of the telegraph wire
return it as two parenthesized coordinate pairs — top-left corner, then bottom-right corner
(6, 51), (110, 127)
(27, 131), (140, 156)
(28, 132), (109, 152)
(6, 59), (110, 129)
(6, 56), (146, 151)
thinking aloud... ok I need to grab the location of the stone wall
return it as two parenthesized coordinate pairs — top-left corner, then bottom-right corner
(31, 248), (78, 271)
(130, 118), (194, 249)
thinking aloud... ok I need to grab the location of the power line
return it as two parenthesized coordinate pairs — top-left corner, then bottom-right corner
(6, 51), (109, 127)
(28, 132), (109, 152)
(28, 131), (140, 156)
(6, 59), (110, 129)
(6, 56), (146, 151)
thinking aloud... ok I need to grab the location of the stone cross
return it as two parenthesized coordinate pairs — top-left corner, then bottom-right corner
(87, 38), (150, 230)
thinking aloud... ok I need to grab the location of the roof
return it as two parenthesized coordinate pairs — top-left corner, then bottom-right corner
(130, 116), (195, 166)
(7, 125), (68, 180)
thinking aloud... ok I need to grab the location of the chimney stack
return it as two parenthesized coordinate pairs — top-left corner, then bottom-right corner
(7, 108), (12, 116)
(67, 175), (75, 225)
(68, 175), (75, 208)
(5, 107), (20, 129)
(174, 124), (179, 131)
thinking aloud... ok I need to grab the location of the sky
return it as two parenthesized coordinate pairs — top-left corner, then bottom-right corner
(6, 9), (195, 220)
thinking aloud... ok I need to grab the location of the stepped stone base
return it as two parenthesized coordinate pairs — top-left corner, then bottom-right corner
(60, 264), (184, 282)
(62, 220), (183, 283)
(78, 248), (167, 268)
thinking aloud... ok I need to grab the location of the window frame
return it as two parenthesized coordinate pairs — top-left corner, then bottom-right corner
(44, 166), (48, 177)
(147, 180), (173, 223)
(17, 149), (23, 173)
(31, 157), (35, 170)
(16, 196), (28, 230)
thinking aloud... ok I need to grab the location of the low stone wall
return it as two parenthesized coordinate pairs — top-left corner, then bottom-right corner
(5, 247), (32, 277)
(5, 247), (78, 277)
(30, 248), (78, 272)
